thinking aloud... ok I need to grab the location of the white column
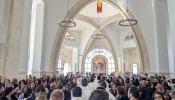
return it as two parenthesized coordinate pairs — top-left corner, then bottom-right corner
(2, 0), (25, 80)
(0, 0), (6, 43)
(19, 0), (33, 73)
(167, 0), (175, 78)
(31, 3), (45, 77)
(154, 0), (170, 74)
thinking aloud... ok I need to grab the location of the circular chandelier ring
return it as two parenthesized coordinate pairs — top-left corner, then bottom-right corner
(91, 34), (106, 39)
(59, 20), (76, 28)
(119, 19), (138, 26)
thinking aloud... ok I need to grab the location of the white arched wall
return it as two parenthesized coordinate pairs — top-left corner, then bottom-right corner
(88, 39), (112, 53)
(48, 0), (150, 75)
(0, 0), (174, 79)
(104, 24), (121, 55)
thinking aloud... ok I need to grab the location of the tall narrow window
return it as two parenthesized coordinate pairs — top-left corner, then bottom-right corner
(64, 63), (69, 75)
(132, 64), (138, 74)
(57, 59), (62, 72)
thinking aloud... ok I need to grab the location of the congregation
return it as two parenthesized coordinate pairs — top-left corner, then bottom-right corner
(0, 73), (175, 100)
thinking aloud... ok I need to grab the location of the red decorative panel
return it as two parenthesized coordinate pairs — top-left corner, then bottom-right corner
(97, 1), (102, 13)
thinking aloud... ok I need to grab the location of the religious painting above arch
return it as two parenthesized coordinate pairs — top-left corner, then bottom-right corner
(125, 32), (134, 41)
(64, 32), (75, 41)
(93, 56), (106, 74)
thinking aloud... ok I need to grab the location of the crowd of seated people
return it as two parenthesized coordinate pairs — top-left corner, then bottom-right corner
(0, 73), (175, 100)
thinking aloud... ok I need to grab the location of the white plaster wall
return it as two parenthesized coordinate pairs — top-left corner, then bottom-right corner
(167, 0), (175, 74)
(128, 0), (159, 72)
(104, 24), (120, 55)
(87, 38), (112, 53)
(43, 0), (79, 70)
(154, 0), (169, 73)
(78, 26), (95, 71)
(71, 48), (78, 73)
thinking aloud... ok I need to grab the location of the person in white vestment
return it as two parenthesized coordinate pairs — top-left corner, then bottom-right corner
(76, 78), (82, 88)
(81, 78), (91, 100)
(87, 78), (96, 91)
(71, 86), (83, 100)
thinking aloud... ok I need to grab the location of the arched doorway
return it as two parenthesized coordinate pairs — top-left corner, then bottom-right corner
(50, 0), (150, 74)
(84, 48), (115, 75)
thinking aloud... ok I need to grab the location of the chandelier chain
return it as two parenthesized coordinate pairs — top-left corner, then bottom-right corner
(67, 0), (70, 13)
(98, 13), (99, 28)
(127, 0), (129, 11)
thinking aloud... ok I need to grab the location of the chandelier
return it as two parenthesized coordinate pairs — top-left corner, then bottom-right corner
(91, 1), (106, 39)
(119, 0), (138, 26)
(58, 0), (76, 28)
(91, 31), (106, 39)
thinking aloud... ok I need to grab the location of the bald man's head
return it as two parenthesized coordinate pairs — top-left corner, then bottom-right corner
(50, 90), (64, 100)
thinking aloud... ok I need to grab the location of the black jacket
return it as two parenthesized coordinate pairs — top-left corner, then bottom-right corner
(47, 89), (53, 99)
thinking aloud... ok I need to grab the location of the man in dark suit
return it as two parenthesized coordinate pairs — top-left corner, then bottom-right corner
(47, 83), (57, 99)
(161, 76), (169, 90)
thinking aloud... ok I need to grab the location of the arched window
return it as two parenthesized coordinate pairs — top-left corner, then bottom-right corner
(64, 63), (69, 75)
(57, 59), (62, 72)
(125, 32), (134, 41)
(132, 64), (138, 74)
(64, 32), (75, 41)
(85, 48), (115, 74)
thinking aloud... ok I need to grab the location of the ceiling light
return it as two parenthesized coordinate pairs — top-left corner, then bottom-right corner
(119, 0), (138, 26)
(58, 0), (76, 28)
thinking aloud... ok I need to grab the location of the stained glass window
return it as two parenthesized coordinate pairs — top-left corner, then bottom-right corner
(85, 48), (115, 74)
(125, 32), (134, 40)
(64, 32), (75, 41)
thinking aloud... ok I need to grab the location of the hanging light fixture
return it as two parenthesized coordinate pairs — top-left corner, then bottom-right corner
(119, 0), (138, 26)
(91, 31), (106, 39)
(58, 0), (76, 28)
(97, 0), (102, 13)
(91, 1), (106, 39)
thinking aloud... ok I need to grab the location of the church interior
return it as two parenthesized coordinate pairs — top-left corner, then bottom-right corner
(0, 0), (175, 99)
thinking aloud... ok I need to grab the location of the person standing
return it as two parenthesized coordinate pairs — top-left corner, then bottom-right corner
(127, 87), (139, 100)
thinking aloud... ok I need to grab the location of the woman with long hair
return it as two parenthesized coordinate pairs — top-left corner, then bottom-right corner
(152, 92), (165, 100)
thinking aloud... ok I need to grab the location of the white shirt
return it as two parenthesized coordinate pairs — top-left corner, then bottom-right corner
(72, 97), (84, 100)
(88, 82), (96, 91)
(81, 86), (92, 100)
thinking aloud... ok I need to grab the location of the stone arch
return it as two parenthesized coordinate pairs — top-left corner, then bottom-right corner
(50, 0), (150, 74)
(74, 15), (120, 75)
